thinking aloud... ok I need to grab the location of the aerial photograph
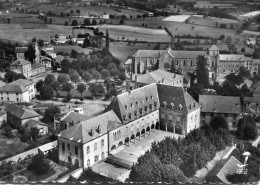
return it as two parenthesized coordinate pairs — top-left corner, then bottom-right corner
(0, 0), (260, 183)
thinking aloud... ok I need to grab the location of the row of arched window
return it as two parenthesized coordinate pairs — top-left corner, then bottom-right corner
(113, 130), (121, 141)
(86, 139), (104, 154)
(87, 152), (105, 166)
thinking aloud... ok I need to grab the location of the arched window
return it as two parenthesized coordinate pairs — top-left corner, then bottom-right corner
(94, 155), (99, 162)
(101, 152), (105, 160)
(94, 142), (97, 150)
(87, 159), (90, 166)
(101, 139), (104, 147)
(86, 146), (90, 154)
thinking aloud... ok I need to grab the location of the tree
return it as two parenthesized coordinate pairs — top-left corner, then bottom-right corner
(237, 115), (257, 141)
(238, 66), (251, 79)
(77, 83), (86, 97)
(71, 20), (78, 26)
(37, 39), (44, 48)
(226, 36), (232, 44)
(44, 74), (56, 86)
(227, 173), (249, 183)
(225, 73), (244, 86)
(81, 71), (92, 83)
(110, 68), (119, 78)
(210, 116), (229, 131)
(227, 44), (237, 54)
(105, 30), (109, 51)
(83, 18), (91, 25)
(57, 74), (69, 84)
(40, 85), (54, 100)
(70, 73), (80, 84)
(196, 55), (209, 88)
(92, 19), (97, 25)
(36, 79), (44, 92)
(62, 82), (73, 93)
(242, 123), (258, 141)
(219, 35), (225, 40)
(4, 72), (26, 83)
(70, 9), (74, 15)
(88, 83), (99, 98)
(7, 17), (11, 24)
(119, 19), (125, 24)
(118, 72), (126, 81)
(3, 127), (13, 139)
(27, 154), (51, 174)
(30, 127), (39, 141)
(50, 81), (60, 94)
(43, 105), (61, 123)
(241, 47), (245, 53)
(76, 9), (80, 16)
(188, 83), (205, 102)
(24, 44), (36, 63)
(101, 69), (110, 79)
(92, 71), (101, 82)
(61, 59), (71, 73)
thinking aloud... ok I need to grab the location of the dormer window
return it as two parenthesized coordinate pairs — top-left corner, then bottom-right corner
(189, 105), (192, 109)
(136, 101), (139, 105)
(146, 97), (148, 101)
(130, 103), (133, 107)
(141, 100), (144, 104)
(123, 115), (128, 122)
(179, 104), (183, 111)
(96, 125), (101, 134)
(89, 129), (94, 136)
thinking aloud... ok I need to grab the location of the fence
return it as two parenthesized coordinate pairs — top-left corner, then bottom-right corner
(0, 141), (57, 165)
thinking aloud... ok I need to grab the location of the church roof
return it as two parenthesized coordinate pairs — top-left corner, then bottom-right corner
(219, 54), (252, 61)
(209, 44), (219, 51)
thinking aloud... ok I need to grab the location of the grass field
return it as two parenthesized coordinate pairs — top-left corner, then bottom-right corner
(0, 139), (29, 159)
(124, 17), (239, 39)
(0, 24), (73, 43)
(97, 24), (171, 42)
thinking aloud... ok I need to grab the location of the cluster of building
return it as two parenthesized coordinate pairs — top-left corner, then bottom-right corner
(125, 45), (260, 84)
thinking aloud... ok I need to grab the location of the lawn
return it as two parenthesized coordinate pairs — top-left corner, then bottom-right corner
(53, 45), (93, 55)
(26, 5), (70, 15)
(97, 24), (171, 43)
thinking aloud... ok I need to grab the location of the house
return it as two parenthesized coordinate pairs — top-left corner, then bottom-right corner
(10, 58), (32, 78)
(59, 111), (91, 131)
(40, 56), (52, 69)
(5, 103), (39, 128)
(46, 51), (57, 59)
(0, 110), (7, 127)
(58, 110), (122, 168)
(25, 119), (48, 135)
(15, 47), (27, 59)
(58, 83), (200, 168)
(205, 156), (243, 184)
(30, 63), (46, 76)
(125, 69), (184, 92)
(199, 95), (242, 130)
(38, 141), (57, 156)
(0, 79), (35, 102)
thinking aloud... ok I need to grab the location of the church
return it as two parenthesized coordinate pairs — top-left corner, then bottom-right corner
(125, 45), (258, 84)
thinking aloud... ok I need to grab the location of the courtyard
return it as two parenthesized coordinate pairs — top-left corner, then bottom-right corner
(92, 130), (183, 181)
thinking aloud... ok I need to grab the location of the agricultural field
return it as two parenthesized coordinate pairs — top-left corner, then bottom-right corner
(53, 45), (93, 55)
(0, 24), (73, 43)
(241, 11), (260, 18)
(187, 15), (240, 28)
(97, 24), (171, 43)
(25, 5), (70, 15)
(124, 17), (239, 39)
(109, 42), (168, 63)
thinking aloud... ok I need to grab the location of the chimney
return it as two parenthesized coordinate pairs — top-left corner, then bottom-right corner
(135, 75), (137, 89)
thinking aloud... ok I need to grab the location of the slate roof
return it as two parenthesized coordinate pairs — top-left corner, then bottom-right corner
(60, 111), (91, 124)
(0, 84), (28, 93)
(136, 69), (183, 85)
(157, 84), (200, 114)
(10, 79), (34, 87)
(219, 54), (253, 61)
(12, 58), (31, 65)
(25, 119), (47, 129)
(205, 156), (243, 184)
(168, 50), (206, 59)
(199, 95), (241, 114)
(32, 63), (44, 70)
(5, 103), (39, 119)
(106, 83), (160, 121)
(60, 110), (122, 143)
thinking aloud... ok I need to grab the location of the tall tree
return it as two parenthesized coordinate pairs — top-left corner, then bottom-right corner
(61, 59), (71, 74)
(24, 44), (36, 63)
(57, 74), (69, 84)
(62, 82), (73, 94)
(77, 83), (86, 97)
(43, 105), (61, 123)
(196, 55), (209, 88)
(27, 154), (51, 174)
(70, 73), (80, 84)
(40, 85), (54, 100)
(210, 115), (229, 131)
(44, 74), (56, 86)
(105, 30), (109, 51)
(36, 79), (44, 92)
(81, 71), (92, 83)
(92, 71), (101, 82)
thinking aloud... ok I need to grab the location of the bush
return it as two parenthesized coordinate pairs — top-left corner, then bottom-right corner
(27, 154), (51, 174)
